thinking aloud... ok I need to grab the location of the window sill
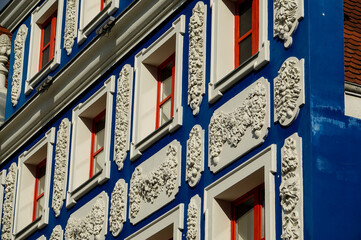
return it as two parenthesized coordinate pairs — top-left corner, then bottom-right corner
(15, 209), (45, 240)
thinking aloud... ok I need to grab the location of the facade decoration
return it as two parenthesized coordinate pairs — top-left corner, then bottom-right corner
(280, 133), (303, 240)
(109, 179), (127, 237)
(129, 140), (181, 224)
(188, 1), (206, 115)
(11, 24), (27, 107)
(186, 194), (201, 240)
(114, 64), (133, 170)
(64, 0), (76, 55)
(208, 78), (270, 172)
(50, 225), (63, 240)
(65, 194), (107, 240)
(0, 34), (11, 79)
(52, 118), (71, 217)
(274, 0), (304, 48)
(1, 163), (17, 240)
(186, 125), (204, 187)
(274, 57), (305, 127)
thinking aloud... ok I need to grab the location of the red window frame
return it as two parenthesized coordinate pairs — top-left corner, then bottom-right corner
(100, 0), (109, 11)
(39, 12), (57, 71)
(89, 110), (106, 178)
(33, 159), (46, 221)
(231, 184), (265, 240)
(234, 0), (259, 67)
(155, 54), (175, 129)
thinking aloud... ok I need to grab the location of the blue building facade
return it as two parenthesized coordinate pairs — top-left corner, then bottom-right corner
(0, 0), (356, 239)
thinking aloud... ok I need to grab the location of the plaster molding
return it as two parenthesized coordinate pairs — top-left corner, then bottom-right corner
(186, 125), (204, 187)
(0, 34), (11, 74)
(65, 192), (108, 240)
(186, 194), (201, 240)
(11, 24), (27, 107)
(280, 133), (303, 240)
(274, 0), (304, 48)
(64, 0), (77, 55)
(114, 64), (133, 170)
(52, 118), (71, 217)
(188, 1), (206, 115)
(208, 78), (270, 173)
(274, 57), (305, 127)
(50, 225), (63, 240)
(0, 169), (6, 230)
(1, 163), (17, 240)
(129, 140), (181, 224)
(109, 179), (128, 237)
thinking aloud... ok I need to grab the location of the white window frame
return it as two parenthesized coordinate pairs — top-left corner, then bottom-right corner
(25, 0), (64, 95)
(77, 0), (120, 44)
(67, 76), (115, 209)
(131, 15), (185, 161)
(208, 0), (269, 103)
(125, 204), (184, 240)
(13, 128), (55, 240)
(204, 145), (276, 240)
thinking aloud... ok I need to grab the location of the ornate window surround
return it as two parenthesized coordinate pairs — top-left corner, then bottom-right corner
(67, 76), (115, 209)
(14, 128), (55, 240)
(204, 145), (276, 240)
(25, 0), (64, 95)
(208, 0), (269, 103)
(131, 15), (185, 161)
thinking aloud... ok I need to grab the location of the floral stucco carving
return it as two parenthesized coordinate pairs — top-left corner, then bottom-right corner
(11, 24), (27, 107)
(64, 0), (76, 55)
(109, 179), (127, 237)
(274, 57), (304, 127)
(274, 0), (304, 48)
(188, 1), (206, 115)
(186, 195), (201, 240)
(52, 118), (71, 217)
(186, 125), (204, 187)
(209, 81), (267, 167)
(0, 34), (11, 59)
(50, 225), (63, 240)
(114, 65), (132, 170)
(280, 134), (303, 240)
(129, 141), (181, 224)
(65, 196), (106, 240)
(1, 163), (17, 240)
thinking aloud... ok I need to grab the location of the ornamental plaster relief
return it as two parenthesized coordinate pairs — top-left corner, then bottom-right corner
(50, 225), (63, 240)
(280, 133), (303, 240)
(186, 125), (204, 187)
(65, 191), (108, 240)
(114, 64), (133, 170)
(186, 194), (201, 240)
(274, 57), (304, 127)
(129, 140), (181, 224)
(52, 118), (71, 217)
(109, 179), (128, 237)
(0, 34), (11, 75)
(274, 0), (304, 48)
(64, 0), (77, 55)
(188, 1), (206, 115)
(1, 163), (17, 240)
(11, 24), (27, 107)
(208, 78), (270, 173)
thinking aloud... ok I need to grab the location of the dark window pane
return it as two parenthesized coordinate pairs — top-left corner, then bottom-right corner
(239, 34), (253, 65)
(238, 0), (252, 37)
(43, 21), (51, 47)
(94, 115), (105, 151)
(41, 47), (50, 68)
(235, 196), (255, 240)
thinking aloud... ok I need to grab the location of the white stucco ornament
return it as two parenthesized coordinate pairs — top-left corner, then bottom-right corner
(186, 194), (201, 240)
(280, 133), (303, 240)
(11, 24), (27, 107)
(129, 140), (181, 224)
(208, 78), (270, 173)
(114, 65), (133, 170)
(188, 1), (206, 115)
(274, 0), (304, 48)
(64, 0), (77, 55)
(52, 118), (71, 217)
(0, 34), (11, 59)
(274, 57), (304, 127)
(1, 163), (17, 240)
(109, 179), (127, 237)
(50, 225), (63, 240)
(186, 125), (204, 187)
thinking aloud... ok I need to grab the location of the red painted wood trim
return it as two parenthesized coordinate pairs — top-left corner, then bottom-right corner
(90, 110), (106, 178)
(39, 12), (57, 71)
(33, 159), (46, 221)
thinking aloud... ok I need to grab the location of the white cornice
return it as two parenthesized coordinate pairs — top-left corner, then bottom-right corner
(0, 0), (187, 164)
